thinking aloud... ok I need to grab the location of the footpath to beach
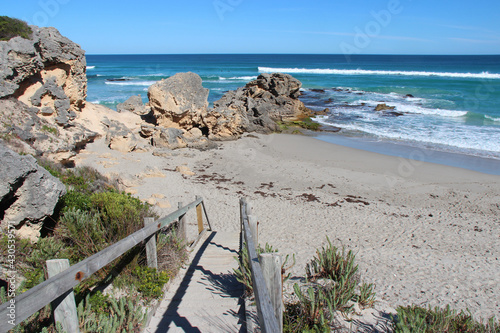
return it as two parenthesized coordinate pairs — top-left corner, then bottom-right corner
(145, 231), (243, 332)
(75, 132), (500, 321)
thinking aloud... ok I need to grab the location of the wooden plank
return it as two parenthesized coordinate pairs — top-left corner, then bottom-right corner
(46, 259), (80, 333)
(0, 197), (203, 328)
(178, 202), (186, 241)
(144, 217), (158, 269)
(259, 253), (283, 332)
(240, 198), (280, 333)
(196, 196), (203, 234)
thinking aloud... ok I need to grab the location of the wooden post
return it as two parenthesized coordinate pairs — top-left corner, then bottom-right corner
(248, 215), (258, 246)
(178, 202), (186, 241)
(144, 217), (158, 269)
(259, 253), (283, 332)
(196, 196), (203, 234)
(46, 259), (80, 333)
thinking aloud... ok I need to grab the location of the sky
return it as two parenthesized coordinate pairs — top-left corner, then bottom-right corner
(3, 0), (500, 55)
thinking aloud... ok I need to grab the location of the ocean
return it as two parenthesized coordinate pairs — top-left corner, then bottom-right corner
(86, 54), (500, 173)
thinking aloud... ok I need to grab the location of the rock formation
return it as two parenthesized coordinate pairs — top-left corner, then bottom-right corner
(0, 143), (66, 240)
(145, 72), (312, 145)
(0, 25), (95, 162)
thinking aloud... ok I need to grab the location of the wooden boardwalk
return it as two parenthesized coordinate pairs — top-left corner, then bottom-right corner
(145, 231), (245, 333)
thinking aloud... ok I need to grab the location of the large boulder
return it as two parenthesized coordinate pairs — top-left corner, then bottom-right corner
(0, 143), (66, 240)
(148, 72), (209, 129)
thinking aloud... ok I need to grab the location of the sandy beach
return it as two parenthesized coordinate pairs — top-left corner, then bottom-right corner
(74, 132), (500, 321)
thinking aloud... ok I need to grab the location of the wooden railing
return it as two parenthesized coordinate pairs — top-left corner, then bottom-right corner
(0, 196), (211, 333)
(240, 198), (283, 333)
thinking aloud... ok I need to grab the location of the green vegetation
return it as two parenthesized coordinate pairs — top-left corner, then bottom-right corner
(278, 117), (321, 133)
(0, 16), (32, 41)
(393, 305), (500, 333)
(0, 162), (187, 332)
(41, 125), (58, 135)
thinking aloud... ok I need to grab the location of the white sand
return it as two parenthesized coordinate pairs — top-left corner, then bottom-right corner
(75, 132), (500, 321)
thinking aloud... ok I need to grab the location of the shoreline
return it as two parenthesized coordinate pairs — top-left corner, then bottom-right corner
(75, 132), (500, 320)
(311, 130), (500, 176)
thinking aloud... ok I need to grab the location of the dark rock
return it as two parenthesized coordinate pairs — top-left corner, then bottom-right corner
(406, 94), (414, 98)
(310, 88), (326, 93)
(0, 143), (66, 238)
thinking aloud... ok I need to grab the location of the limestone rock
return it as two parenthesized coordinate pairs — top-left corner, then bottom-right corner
(116, 95), (150, 115)
(0, 143), (66, 238)
(152, 127), (187, 150)
(0, 98), (97, 162)
(175, 165), (195, 176)
(148, 72), (209, 129)
(103, 119), (138, 153)
(1, 25), (87, 112)
(209, 73), (311, 137)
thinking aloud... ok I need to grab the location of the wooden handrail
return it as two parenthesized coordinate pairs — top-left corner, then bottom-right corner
(0, 197), (204, 332)
(240, 198), (281, 333)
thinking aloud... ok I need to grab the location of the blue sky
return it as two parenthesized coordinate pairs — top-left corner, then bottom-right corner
(3, 0), (500, 54)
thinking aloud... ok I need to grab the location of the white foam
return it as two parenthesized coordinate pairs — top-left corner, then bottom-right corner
(104, 81), (155, 86)
(485, 115), (500, 122)
(313, 118), (500, 153)
(219, 76), (257, 81)
(258, 67), (500, 79)
(86, 66), (95, 69)
(358, 100), (468, 117)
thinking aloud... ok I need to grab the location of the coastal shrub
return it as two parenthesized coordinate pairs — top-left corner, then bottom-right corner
(306, 237), (359, 285)
(0, 16), (32, 41)
(393, 305), (500, 333)
(132, 266), (170, 300)
(157, 230), (189, 276)
(78, 293), (145, 332)
(357, 282), (377, 309)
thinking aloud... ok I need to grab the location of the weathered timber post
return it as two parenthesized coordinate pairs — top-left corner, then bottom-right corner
(178, 202), (187, 241)
(259, 253), (283, 332)
(196, 195), (203, 234)
(144, 217), (158, 269)
(46, 259), (80, 333)
(248, 215), (258, 246)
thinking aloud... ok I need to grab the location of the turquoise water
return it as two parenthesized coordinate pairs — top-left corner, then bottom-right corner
(86, 54), (500, 162)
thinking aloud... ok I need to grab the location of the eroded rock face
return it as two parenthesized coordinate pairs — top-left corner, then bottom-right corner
(0, 98), (98, 163)
(148, 72), (209, 129)
(0, 143), (66, 240)
(0, 26), (87, 113)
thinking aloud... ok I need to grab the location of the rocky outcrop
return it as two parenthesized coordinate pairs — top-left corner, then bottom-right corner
(146, 72), (311, 144)
(210, 73), (311, 136)
(0, 143), (66, 240)
(1, 26), (87, 112)
(0, 98), (98, 163)
(0, 25), (94, 162)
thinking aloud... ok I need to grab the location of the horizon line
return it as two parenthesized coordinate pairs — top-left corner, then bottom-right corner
(85, 53), (500, 56)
